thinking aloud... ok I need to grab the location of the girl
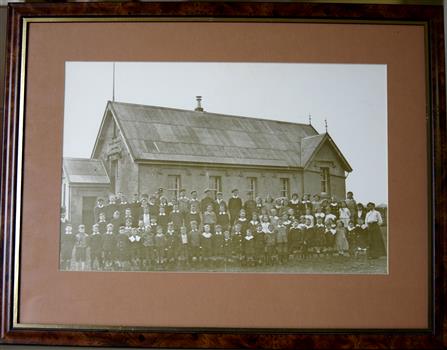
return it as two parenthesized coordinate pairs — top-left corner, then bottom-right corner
(335, 220), (349, 256)
(263, 222), (276, 265)
(275, 219), (288, 264)
(169, 203), (183, 231)
(141, 225), (155, 269)
(201, 224), (213, 266)
(324, 207), (337, 225)
(154, 226), (166, 265)
(324, 222), (337, 257)
(157, 206), (169, 232)
(313, 217), (326, 257)
(177, 226), (190, 267)
(165, 222), (177, 265)
(255, 196), (264, 214)
(89, 224), (103, 270)
(243, 228), (256, 266)
(346, 220), (358, 257)
(249, 212), (260, 233)
(216, 202), (230, 231)
(235, 209), (249, 234)
(338, 201), (351, 228)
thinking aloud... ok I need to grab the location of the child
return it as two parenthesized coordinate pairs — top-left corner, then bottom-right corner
(216, 203), (230, 231)
(89, 224), (103, 270)
(111, 210), (123, 235)
(235, 209), (249, 233)
(141, 225), (155, 269)
(339, 201), (351, 228)
(324, 222), (337, 257)
(313, 217), (326, 257)
(304, 208), (314, 228)
(177, 226), (190, 267)
(231, 223), (244, 264)
(189, 221), (201, 263)
(335, 220), (349, 256)
(346, 220), (358, 257)
(275, 219), (288, 264)
(201, 224), (213, 266)
(324, 207), (337, 225)
(287, 219), (301, 260)
(154, 226), (166, 265)
(165, 222), (177, 265)
(102, 223), (116, 269)
(203, 204), (217, 232)
(60, 224), (75, 270)
(139, 198), (151, 227)
(116, 226), (130, 270)
(253, 225), (265, 266)
(169, 203), (183, 231)
(269, 208), (279, 227)
(249, 212), (260, 234)
(97, 212), (108, 235)
(355, 218), (369, 256)
(74, 224), (88, 271)
(213, 224), (224, 265)
(187, 204), (201, 229)
(263, 222), (276, 266)
(222, 230), (232, 264)
(243, 228), (256, 266)
(128, 228), (142, 269)
(329, 196), (339, 218)
(158, 206), (169, 232)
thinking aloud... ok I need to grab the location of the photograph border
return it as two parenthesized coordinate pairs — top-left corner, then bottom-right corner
(1, 1), (445, 348)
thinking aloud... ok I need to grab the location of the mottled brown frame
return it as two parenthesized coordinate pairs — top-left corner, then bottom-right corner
(1, 2), (445, 348)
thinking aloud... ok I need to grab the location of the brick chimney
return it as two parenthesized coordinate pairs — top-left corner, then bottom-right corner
(195, 96), (204, 112)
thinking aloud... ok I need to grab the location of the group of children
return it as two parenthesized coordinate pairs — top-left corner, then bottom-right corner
(60, 189), (385, 271)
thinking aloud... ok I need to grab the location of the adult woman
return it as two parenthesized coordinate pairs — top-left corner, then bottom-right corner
(365, 202), (386, 259)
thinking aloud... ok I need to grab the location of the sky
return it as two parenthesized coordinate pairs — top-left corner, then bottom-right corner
(63, 62), (388, 204)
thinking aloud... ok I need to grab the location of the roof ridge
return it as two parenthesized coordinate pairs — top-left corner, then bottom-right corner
(63, 157), (102, 162)
(110, 100), (316, 129)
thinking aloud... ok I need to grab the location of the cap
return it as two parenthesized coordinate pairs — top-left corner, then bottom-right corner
(216, 191), (223, 195)
(204, 188), (211, 193)
(232, 188), (239, 193)
(191, 190), (197, 194)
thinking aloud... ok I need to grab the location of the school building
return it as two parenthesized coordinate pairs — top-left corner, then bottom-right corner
(62, 99), (352, 227)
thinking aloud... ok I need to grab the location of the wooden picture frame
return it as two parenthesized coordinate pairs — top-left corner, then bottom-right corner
(1, 1), (445, 348)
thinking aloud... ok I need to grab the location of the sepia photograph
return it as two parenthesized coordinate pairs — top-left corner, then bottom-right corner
(60, 62), (388, 274)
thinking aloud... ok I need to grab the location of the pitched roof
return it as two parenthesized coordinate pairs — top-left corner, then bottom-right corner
(92, 101), (351, 171)
(301, 133), (353, 172)
(63, 158), (110, 184)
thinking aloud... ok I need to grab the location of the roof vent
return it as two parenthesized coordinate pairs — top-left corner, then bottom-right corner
(195, 96), (204, 112)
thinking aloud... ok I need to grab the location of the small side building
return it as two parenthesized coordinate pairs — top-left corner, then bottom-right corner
(62, 158), (110, 228)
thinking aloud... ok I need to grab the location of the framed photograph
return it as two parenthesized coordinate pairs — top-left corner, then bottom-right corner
(1, 1), (445, 348)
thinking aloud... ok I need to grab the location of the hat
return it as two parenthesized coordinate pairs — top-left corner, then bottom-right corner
(191, 190), (197, 194)
(232, 188), (239, 193)
(217, 191), (223, 195)
(204, 188), (211, 193)
(180, 188), (186, 192)
(158, 188), (164, 192)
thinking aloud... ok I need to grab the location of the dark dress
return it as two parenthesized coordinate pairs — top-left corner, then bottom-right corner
(367, 223), (386, 258)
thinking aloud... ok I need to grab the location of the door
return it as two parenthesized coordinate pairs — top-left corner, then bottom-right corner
(82, 196), (97, 233)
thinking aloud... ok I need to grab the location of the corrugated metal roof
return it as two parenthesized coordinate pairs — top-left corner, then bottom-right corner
(63, 158), (110, 184)
(109, 102), (320, 168)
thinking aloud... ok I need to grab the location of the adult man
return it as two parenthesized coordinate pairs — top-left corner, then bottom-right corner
(93, 197), (106, 224)
(365, 202), (386, 259)
(228, 189), (242, 225)
(200, 189), (214, 214)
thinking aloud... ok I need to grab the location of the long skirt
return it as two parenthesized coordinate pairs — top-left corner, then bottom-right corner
(368, 223), (386, 258)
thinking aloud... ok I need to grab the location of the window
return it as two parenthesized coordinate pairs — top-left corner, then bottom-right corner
(208, 176), (222, 199)
(320, 167), (331, 194)
(167, 175), (181, 199)
(247, 177), (257, 200)
(280, 178), (290, 198)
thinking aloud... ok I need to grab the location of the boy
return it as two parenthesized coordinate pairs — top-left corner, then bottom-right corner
(169, 203), (183, 231)
(141, 224), (155, 269)
(74, 224), (88, 271)
(165, 222), (177, 265)
(189, 220), (201, 264)
(60, 224), (75, 270)
(243, 228), (256, 266)
(228, 189), (242, 225)
(102, 223), (116, 269)
(201, 224), (213, 266)
(116, 226), (130, 270)
(89, 223), (103, 270)
(187, 204), (201, 229)
(177, 226), (190, 267)
(154, 226), (166, 266)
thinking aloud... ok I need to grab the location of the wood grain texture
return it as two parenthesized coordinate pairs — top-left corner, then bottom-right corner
(0, 2), (446, 348)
